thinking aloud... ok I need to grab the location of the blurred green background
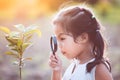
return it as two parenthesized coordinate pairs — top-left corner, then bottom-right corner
(0, 0), (120, 80)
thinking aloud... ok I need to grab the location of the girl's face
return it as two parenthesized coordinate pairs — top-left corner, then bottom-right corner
(54, 24), (88, 59)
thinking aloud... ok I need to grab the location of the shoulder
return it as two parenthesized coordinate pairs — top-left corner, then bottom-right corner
(95, 63), (113, 80)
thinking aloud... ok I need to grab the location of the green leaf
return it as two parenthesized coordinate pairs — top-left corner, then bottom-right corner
(13, 61), (19, 65)
(26, 57), (32, 60)
(5, 36), (18, 45)
(14, 24), (25, 32)
(24, 34), (33, 42)
(5, 51), (19, 58)
(22, 57), (32, 61)
(8, 44), (16, 47)
(5, 51), (13, 55)
(22, 43), (32, 51)
(9, 32), (20, 38)
(34, 29), (41, 37)
(24, 29), (41, 37)
(0, 26), (10, 33)
(17, 39), (23, 49)
(25, 25), (38, 32)
(11, 48), (19, 52)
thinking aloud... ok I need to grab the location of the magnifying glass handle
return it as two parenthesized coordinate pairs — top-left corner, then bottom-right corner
(53, 52), (55, 55)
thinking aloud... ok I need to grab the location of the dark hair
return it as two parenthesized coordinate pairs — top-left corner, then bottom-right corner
(53, 6), (111, 72)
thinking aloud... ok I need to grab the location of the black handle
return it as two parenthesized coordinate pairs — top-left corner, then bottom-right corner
(50, 35), (57, 55)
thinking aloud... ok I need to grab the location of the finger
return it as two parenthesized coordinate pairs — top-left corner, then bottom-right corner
(49, 53), (54, 58)
(48, 59), (58, 65)
(50, 55), (57, 60)
(49, 53), (56, 58)
(49, 61), (58, 68)
(51, 58), (58, 63)
(50, 55), (57, 61)
(49, 58), (59, 65)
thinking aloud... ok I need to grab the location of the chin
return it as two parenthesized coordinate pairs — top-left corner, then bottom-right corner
(65, 56), (73, 60)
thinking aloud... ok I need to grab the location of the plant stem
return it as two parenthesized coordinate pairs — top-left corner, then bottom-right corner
(19, 67), (22, 80)
(19, 57), (22, 80)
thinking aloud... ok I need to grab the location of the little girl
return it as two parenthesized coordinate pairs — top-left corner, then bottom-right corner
(49, 6), (113, 80)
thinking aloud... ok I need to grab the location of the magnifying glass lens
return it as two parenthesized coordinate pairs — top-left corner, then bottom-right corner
(50, 35), (57, 55)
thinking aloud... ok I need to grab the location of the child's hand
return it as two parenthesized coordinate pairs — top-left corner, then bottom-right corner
(49, 53), (62, 71)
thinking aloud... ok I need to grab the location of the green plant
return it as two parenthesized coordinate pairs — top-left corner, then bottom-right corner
(0, 24), (41, 80)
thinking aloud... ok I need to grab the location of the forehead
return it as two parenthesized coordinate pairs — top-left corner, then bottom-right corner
(53, 24), (65, 35)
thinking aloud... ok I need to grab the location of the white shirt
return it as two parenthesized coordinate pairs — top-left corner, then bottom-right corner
(62, 58), (96, 80)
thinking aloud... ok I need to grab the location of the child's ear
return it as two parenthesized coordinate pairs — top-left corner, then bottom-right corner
(76, 33), (89, 43)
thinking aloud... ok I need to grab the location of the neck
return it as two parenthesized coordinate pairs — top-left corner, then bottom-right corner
(78, 53), (94, 64)
(77, 46), (95, 64)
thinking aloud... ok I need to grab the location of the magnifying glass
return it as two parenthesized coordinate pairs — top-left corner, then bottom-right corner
(50, 35), (57, 55)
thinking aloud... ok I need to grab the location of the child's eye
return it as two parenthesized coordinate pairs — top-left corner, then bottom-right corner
(60, 37), (65, 41)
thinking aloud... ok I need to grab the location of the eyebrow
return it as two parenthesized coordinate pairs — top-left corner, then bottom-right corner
(57, 33), (66, 38)
(57, 33), (72, 38)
